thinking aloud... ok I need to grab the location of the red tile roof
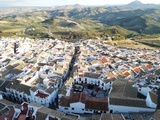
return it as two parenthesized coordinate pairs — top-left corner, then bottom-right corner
(35, 91), (49, 98)
(21, 103), (28, 114)
(140, 65), (148, 71)
(60, 93), (108, 111)
(132, 66), (141, 73)
(85, 98), (108, 111)
(15, 103), (28, 120)
(146, 64), (153, 69)
(123, 71), (130, 77)
(59, 96), (70, 107)
(70, 93), (86, 104)
(101, 57), (108, 63)
(134, 68), (141, 73)
(0, 108), (15, 120)
(131, 66), (136, 69)
(25, 77), (31, 82)
(79, 74), (83, 78)
(18, 115), (26, 120)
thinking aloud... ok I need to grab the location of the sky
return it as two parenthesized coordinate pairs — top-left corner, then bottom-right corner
(0, 0), (160, 7)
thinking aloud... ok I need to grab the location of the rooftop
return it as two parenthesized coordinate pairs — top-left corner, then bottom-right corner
(110, 97), (147, 108)
(149, 91), (158, 105)
(37, 107), (64, 119)
(83, 72), (101, 79)
(101, 113), (123, 120)
(109, 80), (137, 98)
(35, 91), (49, 98)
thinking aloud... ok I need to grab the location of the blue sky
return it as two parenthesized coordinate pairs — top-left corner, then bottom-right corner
(0, 0), (160, 7)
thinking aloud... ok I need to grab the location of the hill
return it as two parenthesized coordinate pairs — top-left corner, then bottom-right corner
(0, 11), (137, 39)
(125, 0), (160, 10)
(48, 5), (160, 35)
(1, 1), (160, 39)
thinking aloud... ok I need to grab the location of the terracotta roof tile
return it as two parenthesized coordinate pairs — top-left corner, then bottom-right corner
(140, 65), (148, 71)
(110, 97), (147, 108)
(85, 98), (108, 111)
(131, 66), (136, 69)
(131, 66), (141, 73)
(146, 64), (153, 69)
(134, 67), (141, 73)
(70, 93), (86, 104)
(123, 71), (130, 77)
(60, 92), (108, 111)
(59, 96), (70, 107)
(0, 108), (15, 120)
(35, 91), (49, 98)
(101, 57), (108, 63)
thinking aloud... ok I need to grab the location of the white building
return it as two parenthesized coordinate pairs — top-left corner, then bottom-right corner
(146, 91), (158, 109)
(108, 80), (157, 114)
(58, 92), (108, 114)
(74, 72), (112, 91)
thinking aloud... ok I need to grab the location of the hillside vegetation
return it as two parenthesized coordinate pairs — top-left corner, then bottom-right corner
(0, 1), (160, 39)
(49, 7), (160, 36)
(0, 12), (137, 39)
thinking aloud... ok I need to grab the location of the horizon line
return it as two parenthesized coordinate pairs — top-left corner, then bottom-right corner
(0, 1), (160, 8)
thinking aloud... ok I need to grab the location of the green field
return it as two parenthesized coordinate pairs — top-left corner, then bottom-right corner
(142, 39), (160, 45)
(1, 7), (160, 41)
(106, 39), (158, 49)
(0, 11), (138, 39)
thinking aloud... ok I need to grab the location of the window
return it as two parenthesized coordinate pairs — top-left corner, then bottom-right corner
(72, 108), (74, 110)
(85, 78), (87, 83)
(79, 78), (81, 81)
(64, 108), (68, 110)
(102, 83), (104, 86)
(82, 109), (84, 111)
(94, 110), (98, 113)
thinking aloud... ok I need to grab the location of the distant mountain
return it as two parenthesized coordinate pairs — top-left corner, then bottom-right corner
(1, 1), (160, 38)
(54, 4), (86, 10)
(48, 5), (160, 34)
(125, 0), (160, 10)
(127, 0), (144, 7)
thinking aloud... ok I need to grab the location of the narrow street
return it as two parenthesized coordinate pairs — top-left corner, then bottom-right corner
(52, 43), (80, 109)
